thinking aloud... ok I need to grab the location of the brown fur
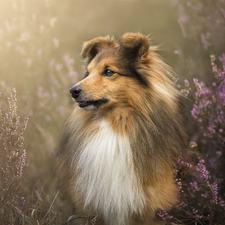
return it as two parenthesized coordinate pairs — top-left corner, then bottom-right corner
(57, 33), (187, 225)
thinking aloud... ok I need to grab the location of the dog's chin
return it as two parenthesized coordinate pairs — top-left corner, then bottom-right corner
(76, 98), (109, 111)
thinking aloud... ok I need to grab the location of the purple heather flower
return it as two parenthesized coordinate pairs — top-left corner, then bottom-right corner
(219, 200), (225, 207)
(196, 159), (210, 180)
(184, 79), (189, 87)
(191, 107), (200, 119)
(190, 181), (201, 192)
(210, 183), (218, 205)
(157, 209), (173, 220)
(55, 63), (62, 71)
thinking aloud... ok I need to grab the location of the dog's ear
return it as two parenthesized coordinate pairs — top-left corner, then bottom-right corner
(81, 36), (117, 63)
(119, 33), (150, 62)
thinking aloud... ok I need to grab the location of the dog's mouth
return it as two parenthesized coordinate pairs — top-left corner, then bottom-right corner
(77, 98), (109, 111)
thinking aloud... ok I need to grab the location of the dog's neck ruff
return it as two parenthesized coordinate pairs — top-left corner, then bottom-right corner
(73, 121), (146, 225)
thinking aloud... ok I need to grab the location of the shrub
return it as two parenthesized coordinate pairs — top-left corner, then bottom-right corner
(0, 88), (28, 224)
(0, 0), (77, 224)
(157, 0), (225, 224)
(0, 88), (66, 225)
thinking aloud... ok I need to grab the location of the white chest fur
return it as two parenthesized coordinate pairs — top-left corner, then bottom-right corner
(72, 121), (146, 224)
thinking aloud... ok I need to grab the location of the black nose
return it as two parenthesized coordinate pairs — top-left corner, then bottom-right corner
(69, 86), (82, 98)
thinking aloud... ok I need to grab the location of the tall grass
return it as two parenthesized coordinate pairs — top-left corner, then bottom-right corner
(0, 0), (76, 224)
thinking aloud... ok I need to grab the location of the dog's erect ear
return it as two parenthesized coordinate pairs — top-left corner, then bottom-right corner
(119, 33), (150, 62)
(81, 36), (117, 63)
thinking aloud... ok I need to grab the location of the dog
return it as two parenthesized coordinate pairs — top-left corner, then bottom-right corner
(57, 33), (187, 225)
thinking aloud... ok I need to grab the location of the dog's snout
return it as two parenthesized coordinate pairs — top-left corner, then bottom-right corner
(70, 86), (82, 98)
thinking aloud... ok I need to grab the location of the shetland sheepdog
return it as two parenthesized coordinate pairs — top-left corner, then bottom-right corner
(57, 33), (187, 225)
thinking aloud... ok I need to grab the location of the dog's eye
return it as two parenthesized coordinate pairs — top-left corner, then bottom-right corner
(102, 69), (115, 77)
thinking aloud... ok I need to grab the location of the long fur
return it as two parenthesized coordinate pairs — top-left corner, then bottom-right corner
(57, 33), (187, 225)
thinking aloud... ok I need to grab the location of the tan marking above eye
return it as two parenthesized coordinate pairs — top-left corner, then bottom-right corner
(87, 57), (120, 77)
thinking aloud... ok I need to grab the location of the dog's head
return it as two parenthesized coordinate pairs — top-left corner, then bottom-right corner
(70, 33), (150, 111)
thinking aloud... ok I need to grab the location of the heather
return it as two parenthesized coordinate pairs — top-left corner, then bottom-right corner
(158, 0), (225, 224)
(0, 0), (225, 224)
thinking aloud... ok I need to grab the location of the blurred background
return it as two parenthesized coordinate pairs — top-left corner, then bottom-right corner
(0, 0), (189, 78)
(0, 0), (225, 224)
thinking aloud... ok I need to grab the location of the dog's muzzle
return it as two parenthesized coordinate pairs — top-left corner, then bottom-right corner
(69, 85), (109, 111)
(70, 85), (82, 99)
